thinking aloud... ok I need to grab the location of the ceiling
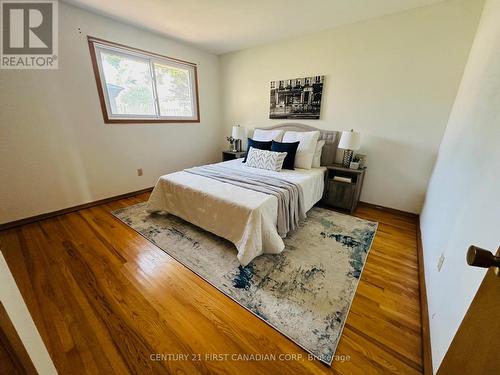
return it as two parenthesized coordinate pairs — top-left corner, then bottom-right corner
(64, 0), (444, 55)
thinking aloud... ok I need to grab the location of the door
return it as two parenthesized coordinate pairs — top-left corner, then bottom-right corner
(0, 301), (38, 375)
(326, 181), (356, 210)
(437, 246), (500, 375)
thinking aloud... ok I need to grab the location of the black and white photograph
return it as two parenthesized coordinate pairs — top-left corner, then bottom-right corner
(269, 76), (324, 119)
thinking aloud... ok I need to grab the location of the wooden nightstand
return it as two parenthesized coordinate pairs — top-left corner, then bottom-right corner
(323, 164), (366, 213)
(222, 150), (246, 161)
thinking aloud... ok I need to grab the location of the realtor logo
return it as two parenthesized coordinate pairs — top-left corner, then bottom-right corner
(1, 0), (58, 69)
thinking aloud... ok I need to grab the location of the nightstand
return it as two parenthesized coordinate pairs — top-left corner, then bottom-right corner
(323, 164), (366, 213)
(222, 150), (246, 161)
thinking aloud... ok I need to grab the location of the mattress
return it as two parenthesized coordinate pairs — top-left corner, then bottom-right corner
(147, 159), (326, 265)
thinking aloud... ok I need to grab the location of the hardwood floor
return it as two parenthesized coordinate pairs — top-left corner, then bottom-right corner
(0, 193), (423, 374)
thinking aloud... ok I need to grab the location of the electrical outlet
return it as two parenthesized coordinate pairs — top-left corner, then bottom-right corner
(437, 254), (445, 272)
(137, 168), (143, 176)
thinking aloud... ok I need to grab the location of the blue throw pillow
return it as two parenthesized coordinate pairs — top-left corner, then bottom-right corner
(271, 140), (300, 170)
(243, 138), (273, 162)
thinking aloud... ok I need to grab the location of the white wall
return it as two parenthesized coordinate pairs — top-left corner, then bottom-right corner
(0, 2), (221, 224)
(219, 0), (484, 213)
(420, 0), (500, 371)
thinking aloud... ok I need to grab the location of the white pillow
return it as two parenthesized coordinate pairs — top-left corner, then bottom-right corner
(245, 147), (287, 172)
(282, 131), (320, 169)
(252, 129), (285, 142)
(312, 140), (326, 168)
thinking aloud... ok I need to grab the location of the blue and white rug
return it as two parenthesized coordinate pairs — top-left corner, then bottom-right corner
(112, 203), (377, 365)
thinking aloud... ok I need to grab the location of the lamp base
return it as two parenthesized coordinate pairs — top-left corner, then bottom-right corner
(235, 139), (242, 152)
(342, 150), (353, 168)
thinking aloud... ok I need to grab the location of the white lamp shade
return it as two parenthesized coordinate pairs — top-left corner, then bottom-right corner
(338, 130), (361, 150)
(232, 126), (246, 140)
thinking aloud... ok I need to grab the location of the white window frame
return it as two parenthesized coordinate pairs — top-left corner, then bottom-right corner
(88, 36), (199, 123)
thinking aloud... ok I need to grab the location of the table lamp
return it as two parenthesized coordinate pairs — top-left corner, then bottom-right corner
(338, 129), (361, 168)
(232, 125), (246, 152)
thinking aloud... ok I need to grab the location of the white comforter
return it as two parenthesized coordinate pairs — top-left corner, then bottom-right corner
(147, 159), (326, 266)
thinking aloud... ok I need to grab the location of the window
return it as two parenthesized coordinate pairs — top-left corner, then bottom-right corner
(88, 37), (199, 123)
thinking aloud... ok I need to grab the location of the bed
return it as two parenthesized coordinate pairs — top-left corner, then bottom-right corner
(147, 124), (340, 266)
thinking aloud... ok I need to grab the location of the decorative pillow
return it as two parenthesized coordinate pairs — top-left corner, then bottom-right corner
(271, 140), (300, 170)
(243, 138), (272, 162)
(245, 147), (287, 172)
(282, 131), (320, 169)
(312, 140), (326, 168)
(252, 129), (285, 142)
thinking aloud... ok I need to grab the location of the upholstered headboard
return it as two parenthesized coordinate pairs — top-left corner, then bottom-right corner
(253, 123), (341, 166)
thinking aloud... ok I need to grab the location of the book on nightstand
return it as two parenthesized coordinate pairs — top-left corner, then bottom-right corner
(333, 176), (352, 183)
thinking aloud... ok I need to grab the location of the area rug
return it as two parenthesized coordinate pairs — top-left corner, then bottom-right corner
(112, 203), (377, 365)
